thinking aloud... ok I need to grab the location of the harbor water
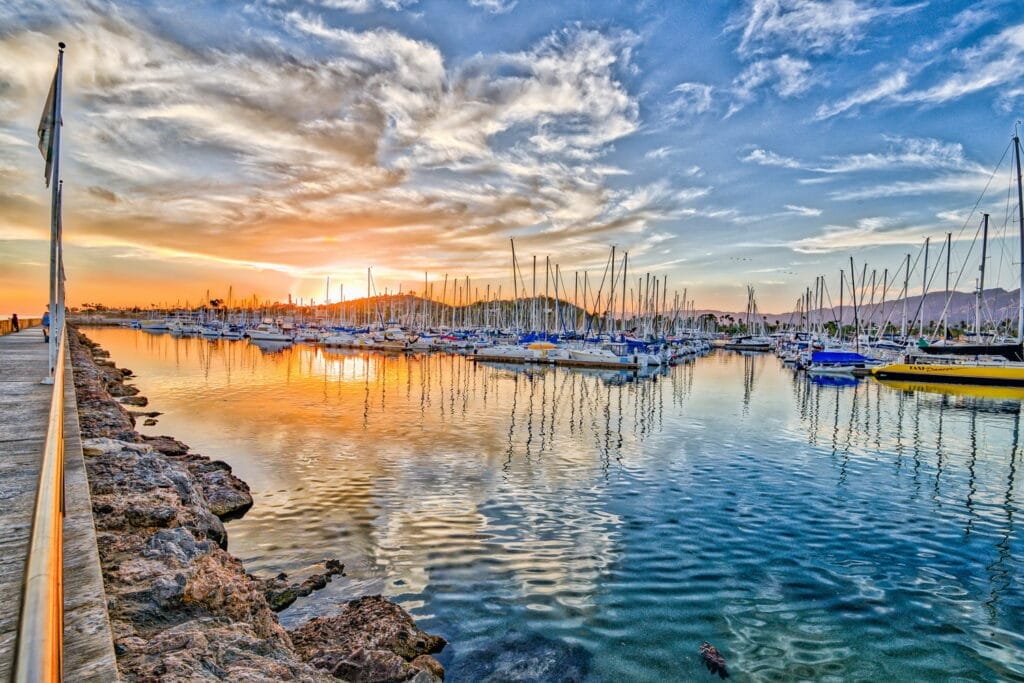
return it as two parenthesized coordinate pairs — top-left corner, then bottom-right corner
(84, 328), (1024, 681)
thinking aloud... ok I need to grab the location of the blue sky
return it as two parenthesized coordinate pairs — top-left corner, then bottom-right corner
(1, 0), (1023, 312)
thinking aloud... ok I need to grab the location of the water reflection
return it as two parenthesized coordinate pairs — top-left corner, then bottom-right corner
(84, 329), (1024, 681)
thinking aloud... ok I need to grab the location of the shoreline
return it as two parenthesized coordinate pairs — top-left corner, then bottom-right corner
(70, 328), (447, 681)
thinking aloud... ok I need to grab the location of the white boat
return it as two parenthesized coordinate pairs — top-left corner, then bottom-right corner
(323, 331), (358, 347)
(247, 323), (293, 342)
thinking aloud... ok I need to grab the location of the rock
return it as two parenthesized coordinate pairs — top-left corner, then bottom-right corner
(196, 465), (253, 519)
(410, 654), (445, 680)
(143, 418), (158, 426)
(141, 435), (189, 455)
(71, 329), (432, 683)
(257, 560), (346, 612)
(448, 629), (588, 682)
(108, 382), (140, 397)
(290, 596), (446, 682)
(119, 395), (149, 407)
(129, 411), (163, 418)
(82, 437), (153, 457)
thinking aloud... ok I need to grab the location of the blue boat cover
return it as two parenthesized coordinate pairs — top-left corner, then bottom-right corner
(810, 351), (872, 364)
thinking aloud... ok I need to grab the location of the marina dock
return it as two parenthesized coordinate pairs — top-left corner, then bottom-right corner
(0, 329), (118, 680)
(468, 353), (642, 370)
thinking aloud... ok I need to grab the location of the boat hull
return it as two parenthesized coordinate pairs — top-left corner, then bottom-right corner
(872, 363), (1024, 387)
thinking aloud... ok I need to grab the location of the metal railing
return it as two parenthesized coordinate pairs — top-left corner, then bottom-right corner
(12, 327), (67, 682)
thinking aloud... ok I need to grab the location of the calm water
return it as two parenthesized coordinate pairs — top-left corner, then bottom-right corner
(84, 328), (1024, 681)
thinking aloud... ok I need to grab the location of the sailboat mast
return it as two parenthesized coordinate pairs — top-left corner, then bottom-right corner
(920, 237), (930, 337)
(621, 252), (628, 337)
(944, 232), (951, 339)
(838, 269), (843, 340)
(1014, 134), (1024, 341)
(901, 254), (910, 339)
(977, 213), (989, 339)
(609, 246), (616, 334)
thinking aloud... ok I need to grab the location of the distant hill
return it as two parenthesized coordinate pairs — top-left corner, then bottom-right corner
(697, 288), (1020, 328)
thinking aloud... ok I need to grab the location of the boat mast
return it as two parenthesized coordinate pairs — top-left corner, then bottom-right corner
(976, 213), (989, 339)
(944, 232), (951, 340)
(1014, 133), (1024, 341)
(850, 258), (859, 351)
(881, 268), (888, 338)
(621, 252), (628, 338)
(919, 237), (930, 338)
(609, 246), (616, 335)
(901, 254), (910, 340)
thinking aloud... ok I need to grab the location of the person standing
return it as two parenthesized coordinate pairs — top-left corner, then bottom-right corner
(41, 307), (50, 342)
(10, 314), (18, 332)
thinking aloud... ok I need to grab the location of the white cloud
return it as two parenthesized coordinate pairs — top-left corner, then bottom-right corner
(765, 216), (929, 253)
(743, 137), (985, 175)
(741, 148), (802, 168)
(645, 146), (674, 160)
(732, 0), (925, 57)
(666, 82), (714, 117)
(468, 0), (517, 13)
(829, 173), (992, 200)
(784, 204), (822, 216)
(314, 0), (419, 12)
(815, 69), (908, 119)
(729, 55), (813, 115)
(895, 23), (1024, 105)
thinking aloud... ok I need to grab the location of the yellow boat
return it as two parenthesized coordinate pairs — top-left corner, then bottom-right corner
(871, 360), (1024, 387)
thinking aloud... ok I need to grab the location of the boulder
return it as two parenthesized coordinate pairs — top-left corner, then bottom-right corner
(290, 596), (446, 682)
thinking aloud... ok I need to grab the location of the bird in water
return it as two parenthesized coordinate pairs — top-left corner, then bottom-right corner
(699, 642), (728, 679)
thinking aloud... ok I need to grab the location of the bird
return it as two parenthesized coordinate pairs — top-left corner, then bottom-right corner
(699, 642), (729, 679)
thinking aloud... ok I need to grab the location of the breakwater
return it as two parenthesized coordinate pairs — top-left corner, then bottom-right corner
(70, 328), (447, 681)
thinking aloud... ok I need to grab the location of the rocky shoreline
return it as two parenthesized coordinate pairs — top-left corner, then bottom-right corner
(71, 329), (447, 682)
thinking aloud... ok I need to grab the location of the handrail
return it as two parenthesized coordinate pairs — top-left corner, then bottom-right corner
(13, 327), (67, 682)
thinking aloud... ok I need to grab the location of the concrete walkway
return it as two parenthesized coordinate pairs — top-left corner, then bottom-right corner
(0, 328), (119, 680)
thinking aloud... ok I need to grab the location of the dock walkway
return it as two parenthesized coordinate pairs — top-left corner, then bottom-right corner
(0, 328), (119, 680)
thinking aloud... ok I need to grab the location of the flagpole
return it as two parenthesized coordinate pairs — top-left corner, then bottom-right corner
(44, 42), (65, 383)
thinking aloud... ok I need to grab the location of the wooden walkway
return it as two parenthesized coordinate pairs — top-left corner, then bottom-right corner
(0, 328), (119, 680)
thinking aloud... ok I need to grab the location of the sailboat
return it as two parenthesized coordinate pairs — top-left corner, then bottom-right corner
(872, 132), (1024, 387)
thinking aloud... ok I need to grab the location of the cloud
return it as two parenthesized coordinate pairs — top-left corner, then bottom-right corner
(468, 0), (517, 13)
(828, 173), (993, 200)
(751, 216), (929, 253)
(665, 82), (714, 118)
(644, 146), (674, 160)
(742, 136), (985, 175)
(728, 55), (813, 115)
(895, 22), (1024, 105)
(784, 204), (822, 216)
(815, 19), (1024, 118)
(741, 148), (802, 169)
(731, 0), (925, 58)
(0, 4), (676, 294)
(314, 0), (419, 12)
(814, 69), (908, 119)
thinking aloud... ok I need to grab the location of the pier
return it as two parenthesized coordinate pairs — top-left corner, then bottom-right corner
(0, 329), (118, 680)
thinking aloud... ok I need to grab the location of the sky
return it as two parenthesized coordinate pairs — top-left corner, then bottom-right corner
(2, 0), (1024, 315)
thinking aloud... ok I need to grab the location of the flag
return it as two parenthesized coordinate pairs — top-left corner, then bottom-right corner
(37, 67), (59, 187)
